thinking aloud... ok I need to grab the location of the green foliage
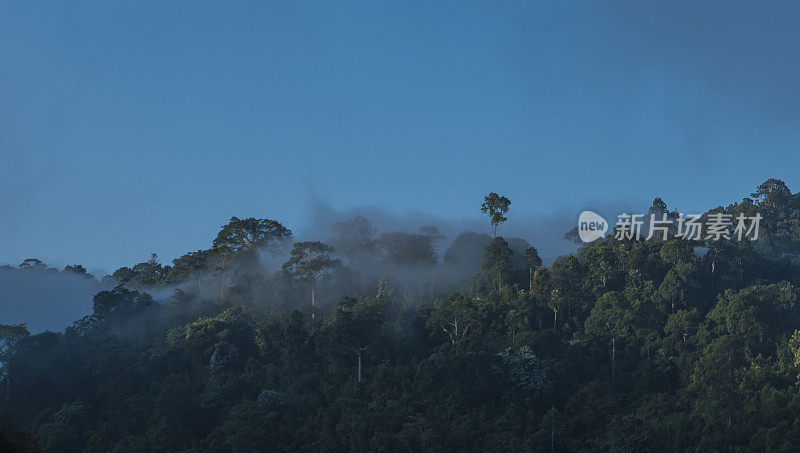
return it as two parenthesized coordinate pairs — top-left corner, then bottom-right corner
(330, 216), (377, 260)
(5, 179), (800, 450)
(283, 242), (340, 284)
(377, 232), (437, 265)
(480, 192), (511, 237)
(481, 237), (513, 292)
(92, 285), (153, 321)
(523, 246), (542, 270)
(496, 346), (547, 400)
(212, 217), (292, 255)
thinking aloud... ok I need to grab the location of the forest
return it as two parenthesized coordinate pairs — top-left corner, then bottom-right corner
(2, 178), (800, 452)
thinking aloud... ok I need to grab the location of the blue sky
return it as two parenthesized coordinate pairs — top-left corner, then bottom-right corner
(2, 1), (799, 273)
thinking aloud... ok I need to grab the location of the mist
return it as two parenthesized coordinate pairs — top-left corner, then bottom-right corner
(0, 196), (657, 334)
(0, 264), (111, 333)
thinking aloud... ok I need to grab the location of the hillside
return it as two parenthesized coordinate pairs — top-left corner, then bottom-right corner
(3, 180), (800, 451)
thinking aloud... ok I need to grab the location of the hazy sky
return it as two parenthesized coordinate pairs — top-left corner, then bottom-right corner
(2, 1), (799, 273)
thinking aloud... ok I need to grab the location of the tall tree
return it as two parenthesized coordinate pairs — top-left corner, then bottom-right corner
(62, 265), (92, 279)
(127, 253), (167, 288)
(524, 246), (543, 292)
(330, 216), (377, 260)
(322, 297), (386, 383)
(283, 241), (341, 319)
(166, 249), (215, 291)
(378, 232), (436, 265)
(482, 237), (513, 292)
(585, 291), (634, 381)
(212, 217), (291, 299)
(549, 289), (564, 330)
(481, 192), (511, 237)
(212, 217), (292, 255)
(750, 178), (792, 210)
(443, 232), (492, 272)
(0, 324), (29, 401)
(541, 407), (566, 453)
(428, 293), (478, 345)
(91, 285), (153, 327)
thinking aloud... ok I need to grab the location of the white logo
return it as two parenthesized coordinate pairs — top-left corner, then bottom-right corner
(578, 210), (608, 243)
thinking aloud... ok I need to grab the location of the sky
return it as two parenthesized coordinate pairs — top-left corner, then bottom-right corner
(2, 1), (800, 274)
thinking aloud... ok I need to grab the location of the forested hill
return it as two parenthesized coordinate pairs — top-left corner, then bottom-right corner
(3, 179), (800, 451)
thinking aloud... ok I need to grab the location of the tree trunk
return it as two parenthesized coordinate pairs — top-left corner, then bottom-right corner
(553, 310), (558, 330)
(728, 352), (733, 431)
(529, 267), (533, 293)
(611, 336), (616, 381)
(497, 270), (502, 293)
(357, 348), (362, 383)
(550, 425), (554, 453)
(219, 255), (227, 301)
(311, 285), (315, 320)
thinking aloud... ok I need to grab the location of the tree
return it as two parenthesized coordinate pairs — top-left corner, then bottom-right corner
(18, 259), (46, 271)
(659, 239), (693, 266)
(563, 226), (582, 244)
(700, 224), (731, 275)
(690, 335), (744, 439)
(0, 324), (29, 361)
(212, 217), (291, 299)
(750, 178), (792, 210)
(282, 241), (341, 319)
(496, 346), (547, 407)
(582, 244), (617, 294)
(62, 265), (92, 279)
(524, 246), (543, 292)
(541, 407), (566, 453)
(330, 216), (377, 260)
(322, 297), (386, 383)
(203, 341), (240, 407)
(585, 291), (634, 381)
(0, 324), (29, 401)
(482, 237), (513, 292)
(378, 232), (436, 265)
(667, 309), (700, 342)
(530, 267), (552, 302)
(128, 253), (167, 288)
(92, 285), (153, 323)
(111, 266), (136, 283)
(443, 232), (492, 279)
(166, 249), (215, 290)
(10, 178), (800, 450)
(549, 289), (564, 330)
(549, 256), (583, 322)
(649, 197), (668, 215)
(481, 192), (511, 237)
(428, 293), (478, 345)
(707, 283), (797, 353)
(212, 217), (292, 255)
(655, 260), (700, 313)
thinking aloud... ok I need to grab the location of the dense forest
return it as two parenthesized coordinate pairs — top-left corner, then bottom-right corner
(3, 179), (800, 452)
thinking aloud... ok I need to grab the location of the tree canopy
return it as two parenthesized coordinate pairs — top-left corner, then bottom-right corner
(3, 179), (800, 451)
